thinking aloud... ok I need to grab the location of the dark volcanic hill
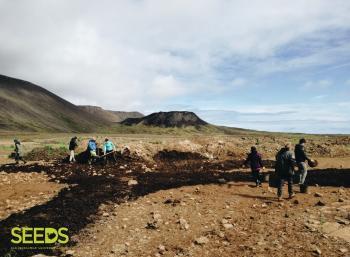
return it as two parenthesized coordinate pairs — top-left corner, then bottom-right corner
(121, 111), (208, 127)
(0, 75), (111, 132)
(79, 105), (143, 123)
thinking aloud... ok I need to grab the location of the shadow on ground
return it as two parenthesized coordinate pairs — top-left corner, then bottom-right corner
(0, 155), (349, 257)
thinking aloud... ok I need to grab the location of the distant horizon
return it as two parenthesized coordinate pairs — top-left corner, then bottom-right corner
(1, 72), (350, 135)
(0, 1), (349, 134)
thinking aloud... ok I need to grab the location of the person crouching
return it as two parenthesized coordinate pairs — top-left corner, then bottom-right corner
(244, 146), (264, 187)
(103, 138), (117, 165)
(87, 137), (97, 165)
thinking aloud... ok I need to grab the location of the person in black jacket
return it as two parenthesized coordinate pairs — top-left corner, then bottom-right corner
(244, 146), (265, 187)
(14, 139), (26, 164)
(295, 138), (312, 185)
(275, 143), (296, 201)
(69, 136), (78, 163)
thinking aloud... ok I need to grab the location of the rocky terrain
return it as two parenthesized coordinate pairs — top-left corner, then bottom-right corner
(0, 134), (349, 257)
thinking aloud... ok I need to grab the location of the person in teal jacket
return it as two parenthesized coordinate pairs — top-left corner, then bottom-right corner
(103, 138), (117, 164)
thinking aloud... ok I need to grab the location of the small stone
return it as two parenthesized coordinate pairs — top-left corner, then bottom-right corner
(312, 246), (322, 255)
(218, 178), (226, 184)
(339, 188), (345, 194)
(335, 217), (350, 225)
(339, 248), (348, 253)
(178, 218), (190, 230)
(222, 223), (234, 229)
(153, 213), (161, 220)
(221, 219), (229, 224)
(111, 244), (127, 254)
(145, 167), (152, 172)
(158, 244), (166, 254)
(293, 199), (299, 204)
(321, 222), (340, 234)
(128, 179), (138, 186)
(102, 212), (109, 217)
(338, 198), (345, 202)
(66, 250), (75, 255)
(218, 232), (225, 238)
(315, 201), (326, 206)
(314, 192), (323, 197)
(195, 236), (209, 245)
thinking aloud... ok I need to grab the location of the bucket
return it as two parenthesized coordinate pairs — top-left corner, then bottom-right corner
(262, 173), (269, 183)
(300, 184), (308, 194)
(268, 173), (279, 188)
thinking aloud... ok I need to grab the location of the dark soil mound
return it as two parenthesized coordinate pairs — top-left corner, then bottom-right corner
(154, 150), (207, 161)
(121, 111), (208, 128)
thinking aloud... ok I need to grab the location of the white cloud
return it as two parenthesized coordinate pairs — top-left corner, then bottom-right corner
(0, 0), (349, 112)
(195, 101), (350, 133)
(149, 75), (187, 100)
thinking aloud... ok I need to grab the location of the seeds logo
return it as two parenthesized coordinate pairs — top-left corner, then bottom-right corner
(10, 227), (69, 245)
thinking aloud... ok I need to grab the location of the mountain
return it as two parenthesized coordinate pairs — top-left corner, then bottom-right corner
(121, 111), (208, 128)
(0, 74), (110, 132)
(78, 105), (143, 123)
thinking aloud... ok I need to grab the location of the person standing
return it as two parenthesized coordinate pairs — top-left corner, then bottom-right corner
(14, 139), (26, 164)
(275, 143), (296, 201)
(103, 138), (117, 164)
(295, 138), (312, 185)
(69, 136), (78, 163)
(244, 146), (264, 187)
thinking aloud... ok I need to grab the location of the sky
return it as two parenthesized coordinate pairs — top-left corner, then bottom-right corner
(0, 0), (350, 134)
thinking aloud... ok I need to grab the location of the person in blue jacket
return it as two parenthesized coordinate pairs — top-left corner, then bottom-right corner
(103, 138), (117, 164)
(87, 137), (97, 165)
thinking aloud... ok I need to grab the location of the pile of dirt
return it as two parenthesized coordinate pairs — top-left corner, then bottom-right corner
(121, 111), (208, 127)
(154, 150), (208, 161)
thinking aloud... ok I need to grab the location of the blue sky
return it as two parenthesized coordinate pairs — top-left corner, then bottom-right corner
(0, 0), (349, 133)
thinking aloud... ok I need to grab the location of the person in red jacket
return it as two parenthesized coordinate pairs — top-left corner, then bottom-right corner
(244, 146), (265, 187)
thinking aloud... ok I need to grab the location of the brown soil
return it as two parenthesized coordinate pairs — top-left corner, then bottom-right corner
(0, 154), (349, 257)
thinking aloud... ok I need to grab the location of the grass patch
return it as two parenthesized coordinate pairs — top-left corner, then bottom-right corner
(25, 145), (68, 161)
